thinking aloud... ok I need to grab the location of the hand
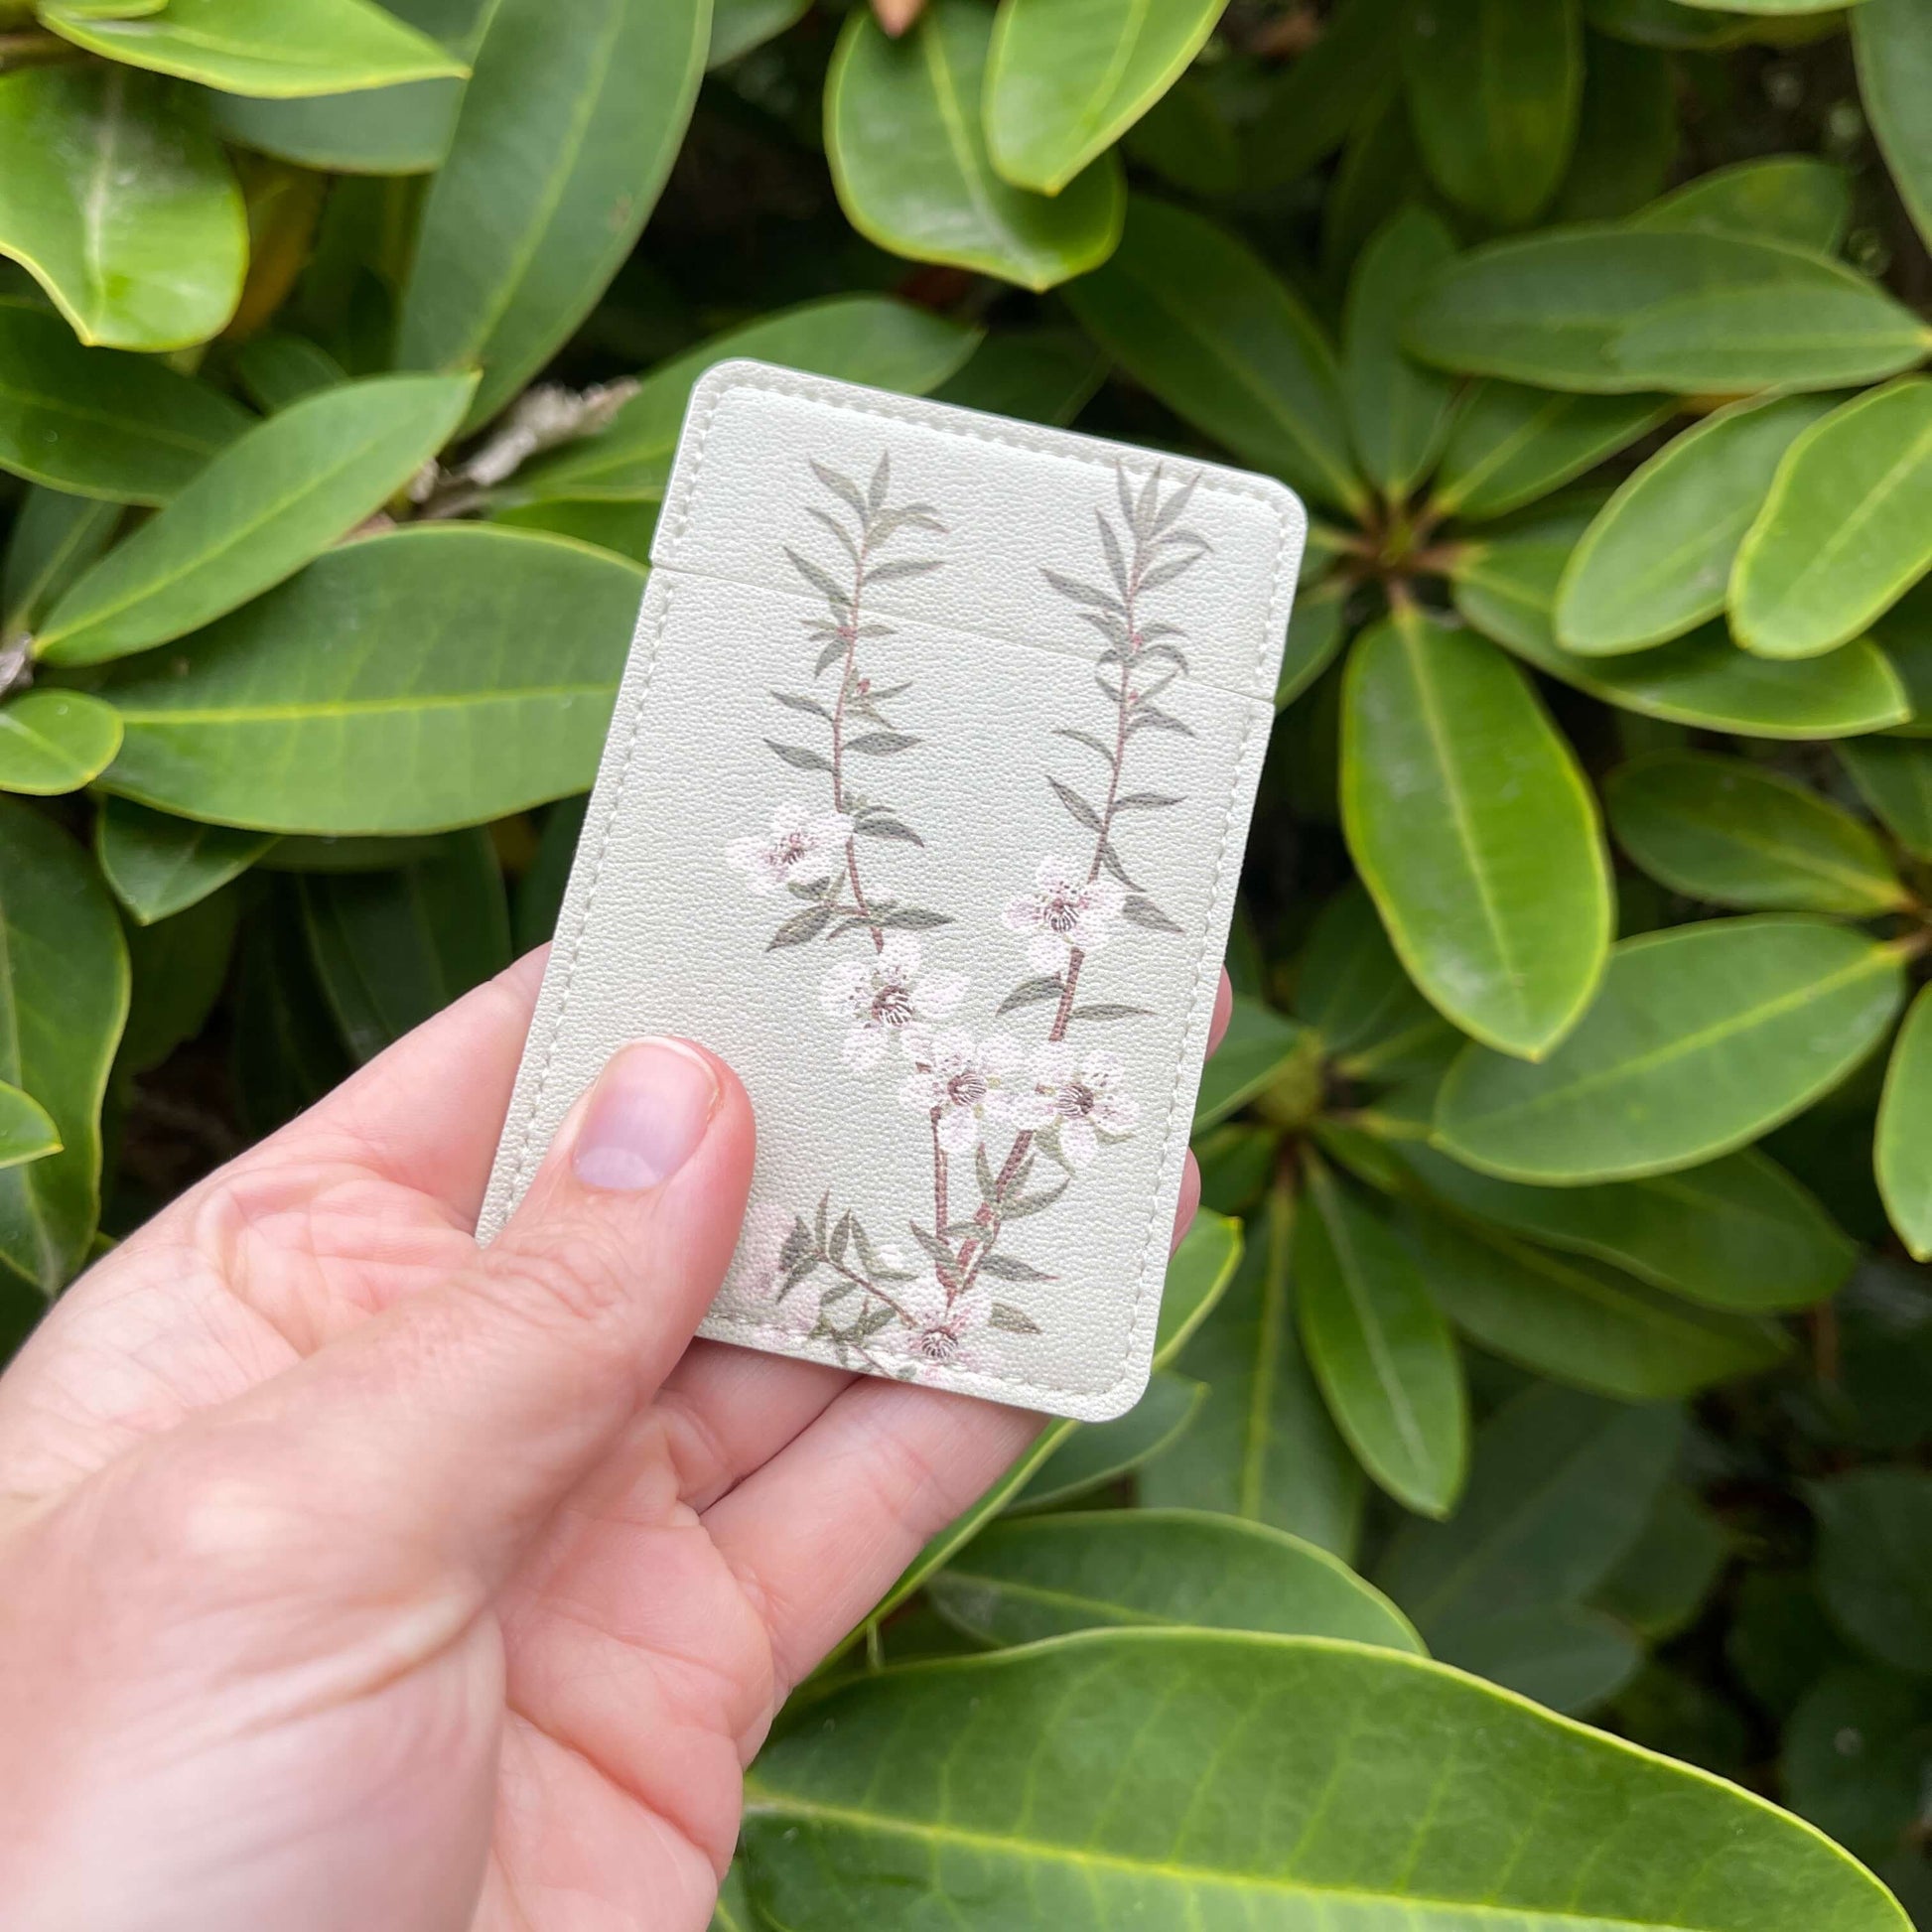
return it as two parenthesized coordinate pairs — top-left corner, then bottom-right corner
(0, 949), (1231, 1931)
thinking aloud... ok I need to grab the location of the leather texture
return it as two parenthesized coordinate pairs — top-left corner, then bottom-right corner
(479, 360), (1306, 1421)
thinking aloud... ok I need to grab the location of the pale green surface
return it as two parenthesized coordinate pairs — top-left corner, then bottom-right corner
(1435, 917), (1907, 1184)
(1855, 0), (1932, 258)
(739, 1629), (1908, 1931)
(1876, 983), (1932, 1261)
(1192, 996), (1313, 1129)
(1342, 609), (1610, 1059)
(1558, 393), (1836, 654)
(1840, 736), (1932, 861)
(0, 1084), (58, 1173)
(1, 487), (118, 635)
(100, 526), (645, 835)
(984, 0), (1223, 195)
(1732, 380), (1932, 660)
(38, 373), (475, 666)
(0, 691), (121, 795)
(1634, 153), (1852, 251)
(94, 796), (275, 924)
(0, 64), (244, 351)
(827, 0), (1122, 292)
(1431, 381), (1671, 521)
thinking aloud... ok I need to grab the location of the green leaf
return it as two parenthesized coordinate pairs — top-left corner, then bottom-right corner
(100, 525), (644, 835)
(929, 326), (1102, 426)
(827, 0), (1123, 294)
(1855, 0), (1932, 259)
(1341, 207), (1458, 502)
(0, 798), (127, 1294)
(1549, 29), (1675, 222)
(1840, 737), (1932, 861)
(1634, 154), (1853, 252)
(0, 1082), (58, 1171)
(1452, 529), (1913, 738)
(118, 883), (237, 1075)
(1, 487), (118, 636)
(1594, 1484), (1730, 1640)
(0, 64), (244, 351)
(1557, 393), (1837, 654)
(1587, 0), (1759, 49)
(398, 0), (708, 430)
(1062, 196), (1367, 517)
(298, 828), (510, 1062)
(1341, 608), (1611, 1059)
(0, 690), (121, 796)
(1400, 0), (1582, 227)
(1241, 0), (1411, 191)
(1876, 983), (1932, 1261)
(1406, 225), (1929, 394)
(1732, 380), (1932, 661)
(710, 0), (807, 67)
(1785, 1664), (1932, 1868)
(1813, 1469), (1932, 1676)
(1275, 574), (1347, 711)
(1294, 881), (1455, 1082)
(1435, 916), (1908, 1184)
(230, 332), (347, 413)
(1430, 380), (1671, 522)
(1143, 1187), (1365, 1558)
(1191, 995), (1316, 1130)
(0, 300), (249, 505)
(1604, 750), (1906, 915)
(229, 883), (349, 1138)
(512, 794), (585, 952)
(521, 296), (981, 504)
(1007, 1371), (1203, 1513)
(95, 796), (273, 924)
(1395, 1138), (1855, 1311)
(738, 1629), (1909, 1932)
(36, 373), (476, 667)
(1299, 1154), (1467, 1518)
(983, 0), (1222, 196)
(928, 1508), (1422, 1652)
(1120, 72), (1239, 198)
(1423, 1600), (1642, 1716)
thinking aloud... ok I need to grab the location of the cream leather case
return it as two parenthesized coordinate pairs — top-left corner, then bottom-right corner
(479, 360), (1306, 1421)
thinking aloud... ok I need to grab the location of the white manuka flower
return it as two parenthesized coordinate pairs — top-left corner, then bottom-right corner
(1002, 856), (1127, 974)
(897, 1026), (1023, 1154)
(1010, 1042), (1140, 1168)
(727, 800), (854, 895)
(819, 933), (968, 1070)
(893, 1268), (990, 1370)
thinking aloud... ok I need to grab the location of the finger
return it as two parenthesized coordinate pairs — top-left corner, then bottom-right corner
(1171, 1149), (1201, 1252)
(1209, 968), (1233, 1056)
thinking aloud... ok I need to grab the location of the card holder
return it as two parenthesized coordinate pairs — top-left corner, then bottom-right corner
(479, 359), (1307, 1421)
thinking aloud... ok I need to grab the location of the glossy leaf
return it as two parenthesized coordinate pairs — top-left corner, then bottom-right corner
(710, 0), (808, 66)
(94, 796), (275, 924)
(1299, 1155), (1467, 1517)
(1007, 1372), (1203, 1513)
(1855, 0), (1932, 258)
(1, 488), (118, 637)
(1436, 917), (1908, 1184)
(1342, 608), (1611, 1058)
(1732, 380), (1932, 661)
(1400, 0), (1582, 226)
(0, 690), (122, 796)
(1192, 996), (1316, 1130)
(1431, 381), (1671, 522)
(0, 799), (127, 1295)
(984, 0), (1223, 195)
(37, 374), (476, 667)
(1063, 196), (1367, 516)
(1813, 1470), (1932, 1676)
(1605, 751), (1905, 914)
(398, 0), (708, 429)
(101, 526), (644, 835)
(230, 333), (348, 412)
(1241, 0), (1411, 191)
(738, 1629), (1908, 1932)
(1876, 984), (1932, 1262)
(0, 64), (244, 351)
(1294, 881), (1455, 1082)
(1634, 154), (1852, 252)
(827, 0), (1123, 293)
(0, 1084), (58, 1173)
(1558, 394), (1837, 654)
(1839, 737), (1932, 861)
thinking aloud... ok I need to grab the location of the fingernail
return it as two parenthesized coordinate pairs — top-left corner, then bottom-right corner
(573, 1039), (720, 1191)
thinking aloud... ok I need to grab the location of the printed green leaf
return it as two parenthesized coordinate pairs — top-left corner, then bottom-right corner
(1732, 380), (1932, 661)
(1299, 1154), (1467, 1518)
(1813, 1470), (1932, 1676)
(0, 1083), (58, 1173)
(1604, 751), (1906, 915)
(100, 525), (645, 835)
(36, 373), (476, 667)
(1435, 916), (1908, 1184)
(1400, 0), (1582, 227)
(0, 64), (244, 351)
(0, 301), (249, 506)
(1342, 608), (1611, 1059)
(1341, 207), (1458, 501)
(0, 691), (122, 796)
(928, 1508), (1422, 1652)
(298, 828), (511, 1062)
(827, 0), (1123, 294)
(0, 799), (128, 1295)
(1452, 530), (1913, 738)
(1007, 1372), (1203, 1513)
(95, 796), (275, 924)
(1192, 995), (1316, 1130)
(739, 1629), (1909, 1932)
(1395, 1139), (1856, 1311)
(522, 297), (981, 503)
(1430, 381), (1672, 522)
(1634, 154), (1853, 252)
(1143, 1188), (1365, 1558)
(1407, 225), (1929, 394)
(1, 488), (118, 637)
(1062, 196), (1367, 517)
(1855, 0), (1932, 258)
(1557, 394), (1837, 654)
(1876, 984), (1932, 1262)
(983, 0), (1223, 196)
(1840, 737), (1932, 861)
(398, 0), (708, 429)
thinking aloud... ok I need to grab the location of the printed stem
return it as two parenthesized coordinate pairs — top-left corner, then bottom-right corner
(830, 539), (886, 953)
(824, 1252), (915, 1328)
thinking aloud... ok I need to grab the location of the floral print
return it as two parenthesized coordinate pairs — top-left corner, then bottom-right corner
(1009, 1043), (1141, 1168)
(727, 800), (855, 895)
(819, 934), (967, 1070)
(899, 1027), (1023, 1154)
(889, 1269), (991, 1369)
(1003, 857), (1128, 975)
